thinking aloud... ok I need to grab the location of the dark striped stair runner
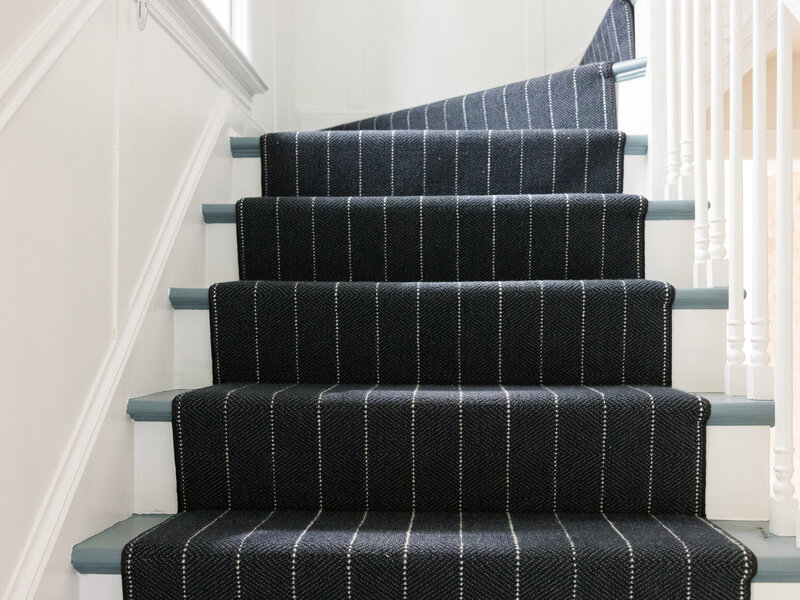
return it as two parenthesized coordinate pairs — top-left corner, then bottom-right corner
(209, 280), (673, 386)
(121, 1), (757, 597)
(261, 129), (626, 198)
(236, 194), (646, 281)
(582, 0), (636, 65)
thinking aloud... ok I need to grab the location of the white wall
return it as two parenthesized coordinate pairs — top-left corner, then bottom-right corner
(0, 0), (60, 63)
(0, 1), (285, 598)
(0, 2), (118, 594)
(289, 0), (611, 130)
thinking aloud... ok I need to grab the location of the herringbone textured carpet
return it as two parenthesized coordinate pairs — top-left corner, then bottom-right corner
(209, 280), (673, 386)
(173, 384), (706, 514)
(261, 129), (626, 198)
(581, 0), (636, 65)
(124, 510), (752, 600)
(236, 194), (646, 282)
(121, 0), (758, 596)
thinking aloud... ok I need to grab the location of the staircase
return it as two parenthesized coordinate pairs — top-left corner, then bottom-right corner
(71, 1), (800, 598)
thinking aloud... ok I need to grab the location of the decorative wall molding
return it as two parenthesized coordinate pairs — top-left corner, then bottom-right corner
(145, 0), (268, 111)
(2, 91), (233, 600)
(0, 0), (105, 132)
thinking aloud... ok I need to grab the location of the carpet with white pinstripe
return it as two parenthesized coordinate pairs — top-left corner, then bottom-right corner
(122, 0), (757, 597)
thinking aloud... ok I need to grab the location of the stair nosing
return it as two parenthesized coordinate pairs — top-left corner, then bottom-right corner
(202, 199), (695, 224)
(230, 134), (649, 158)
(72, 514), (799, 581)
(126, 389), (773, 427)
(168, 287), (730, 311)
(611, 57), (647, 82)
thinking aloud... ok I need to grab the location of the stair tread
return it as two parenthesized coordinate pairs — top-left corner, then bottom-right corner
(169, 286), (730, 311)
(72, 514), (172, 574)
(203, 199), (694, 224)
(127, 390), (773, 426)
(116, 512), (756, 595)
(174, 385), (704, 513)
(72, 513), (798, 582)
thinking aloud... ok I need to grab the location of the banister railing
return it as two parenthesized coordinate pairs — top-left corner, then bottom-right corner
(650, 0), (798, 539)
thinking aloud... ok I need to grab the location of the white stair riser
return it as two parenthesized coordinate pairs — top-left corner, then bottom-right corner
(646, 220), (694, 287)
(622, 154), (647, 195)
(706, 426), (770, 520)
(132, 419), (769, 521)
(616, 76), (649, 135)
(672, 309), (726, 393)
(174, 307), (727, 393)
(633, 0), (648, 60)
(231, 156), (261, 200)
(205, 223), (239, 285)
(206, 220), (697, 290)
(135, 422), (178, 515)
(80, 575), (122, 600)
(752, 584), (800, 600)
(78, 575), (800, 600)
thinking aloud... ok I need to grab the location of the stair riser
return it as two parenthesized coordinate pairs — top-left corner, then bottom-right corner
(751, 584), (800, 599)
(205, 219), (696, 289)
(80, 574), (122, 600)
(173, 305), (726, 392)
(78, 575), (800, 600)
(229, 152), (648, 198)
(231, 155), (260, 200)
(131, 420), (768, 521)
(672, 309), (726, 392)
(616, 76), (648, 135)
(623, 153), (646, 195)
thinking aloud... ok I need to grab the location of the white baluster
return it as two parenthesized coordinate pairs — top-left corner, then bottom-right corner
(678, 0), (694, 199)
(725, 0), (746, 395)
(644, 0), (668, 201)
(692, 0), (710, 287)
(706, 0), (728, 286)
(746, 0), (773, 400)
(771, 0), (797, 538)
(664, 0), (681, 200)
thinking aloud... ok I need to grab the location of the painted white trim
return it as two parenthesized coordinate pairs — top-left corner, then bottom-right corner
(1, 91), (234, 600)
(145, 0), (267, 111)
(783, 0), (800, 23)
(705, 5), (778, 101)
(0, 0), (105, 132)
